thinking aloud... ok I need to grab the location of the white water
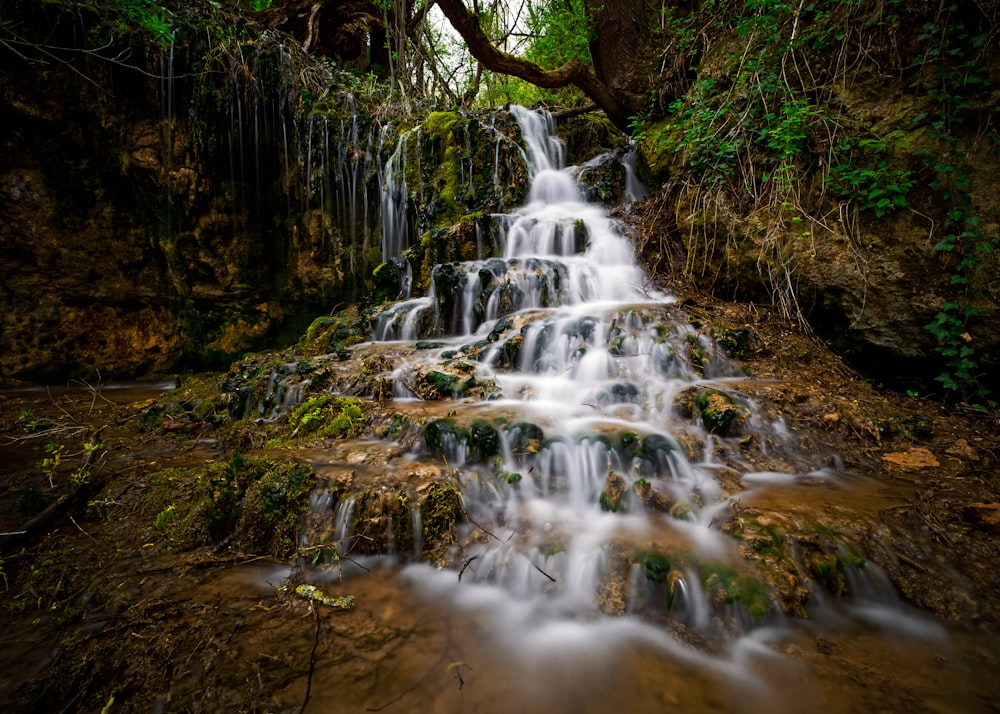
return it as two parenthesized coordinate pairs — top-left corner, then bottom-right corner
(314, 107), (961, 711)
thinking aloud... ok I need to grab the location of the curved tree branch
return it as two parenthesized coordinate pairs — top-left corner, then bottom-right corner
(434, 0), (629, 131)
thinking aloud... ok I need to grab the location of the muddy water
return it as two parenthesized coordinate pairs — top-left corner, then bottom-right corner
(220, 552), (994, 714)
(258, 436), (995, 714)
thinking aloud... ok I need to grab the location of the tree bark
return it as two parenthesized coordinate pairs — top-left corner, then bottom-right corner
(585, 0), (656, 117)
(435, 0), (632, 131)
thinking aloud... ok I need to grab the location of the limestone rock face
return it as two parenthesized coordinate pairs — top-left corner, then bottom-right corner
(0, 4), (544, 382)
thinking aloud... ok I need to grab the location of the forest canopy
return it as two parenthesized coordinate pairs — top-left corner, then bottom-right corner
(255, 0), (652, 130)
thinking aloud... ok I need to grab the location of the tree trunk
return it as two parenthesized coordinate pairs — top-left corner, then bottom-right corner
(586, 0), (656, 118)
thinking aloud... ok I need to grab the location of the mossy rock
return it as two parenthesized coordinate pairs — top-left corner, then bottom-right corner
(371, 261), (402, 304)
(576, 157), (627, 206)
(492, 334), (524, 369)
(424, 418), (471, 454)
(470, 419), (502, 459)
(632, 477), (654, 508)
(638, 550), (672, 584)
(420, 482), (464, 564)
(504, 421), (545, 459)
(351, 487), (415, 555)
(637, 116), (682, 184)
(716, 327), (752, 360)
(417, 370), (461, 399)
(141, 374), (230, 431)
(393, 111), (529, 252)
(288, 395), (368, 440)
(297, 305), (371, 358)
(600, 471), (629, 512)
(242, 462), (314, 556)
(170, 455), (316, 558)
(697, 562), (771, 620)
(320, 480), (464, 563)
(693, 389), (748, 437)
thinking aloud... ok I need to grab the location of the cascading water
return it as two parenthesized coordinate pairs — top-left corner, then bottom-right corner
(297, 107), (969, 712)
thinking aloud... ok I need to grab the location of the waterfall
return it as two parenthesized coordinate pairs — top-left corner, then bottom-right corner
(380, 126), (416, 262)
(370, 108), (762, 623)
(296, 106), (956, 711)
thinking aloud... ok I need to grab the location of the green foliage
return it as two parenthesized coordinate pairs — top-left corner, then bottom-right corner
(633, 0), (996, 399)
(18, 409), (53, 433)
(108, 0), (175, 43)
(478, 0), (593, 107)
(925, 302), (991, 402)
(525, 0), (593, 69)
(643, 1), (929, 209)
(909, 5), (997, 408)
(37, 442), (65, 486)
(153, 504), (178, 532)
(826, 134), (915, 217)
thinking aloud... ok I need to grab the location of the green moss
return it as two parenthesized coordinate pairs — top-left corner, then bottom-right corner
(424, 110), (460, 137)
(421, 482), (463, 562)
(470, 419), (501, 458)
(639, 551), (672, 583)
(371, 261), (401, 304)
(304, 316), (337, 345)
(693, 389), (747, 436)
(638, 117), (681, 182)
(241, 462), (314, 556)
(289, 395), (368, 439)
(140, 374), (229, 432)
(424, 418), (471, 451)
(382, 411), (410, 440)
(166, 455), (315, 558)
(419, 370), (461, 398)
(698, 562), (771, 619)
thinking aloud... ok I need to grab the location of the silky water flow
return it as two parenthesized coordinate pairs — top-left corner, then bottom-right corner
(285, 106), (985, 713)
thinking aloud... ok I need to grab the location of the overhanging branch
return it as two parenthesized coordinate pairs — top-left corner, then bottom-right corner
(434, 0), (629, 130)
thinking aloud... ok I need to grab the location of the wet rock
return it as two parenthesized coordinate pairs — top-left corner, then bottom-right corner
(962, 503), (1000, 534)
(424, 418), (471, 461)
(693, 389), (748, 437)
(469, 419), (502, 458)
(600, 471), (629, 512)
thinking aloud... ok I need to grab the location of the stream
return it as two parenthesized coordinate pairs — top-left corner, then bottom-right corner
(269, 107), (996, 712)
